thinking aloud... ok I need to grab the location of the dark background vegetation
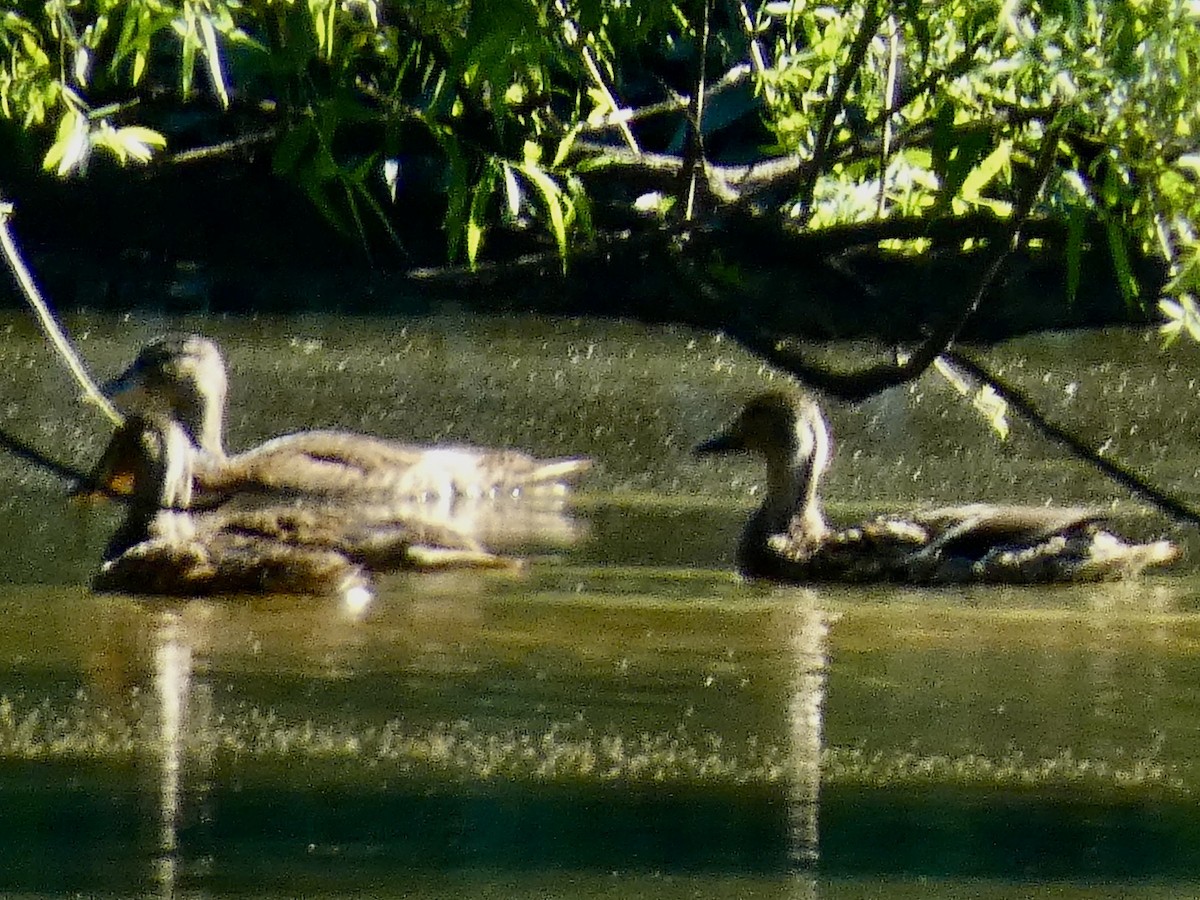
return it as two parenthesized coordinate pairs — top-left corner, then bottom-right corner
(0, 0), (1194, 343)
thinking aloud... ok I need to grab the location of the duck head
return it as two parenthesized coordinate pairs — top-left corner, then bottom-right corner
(102, 415), (197, 559)
(104, 335), (228, 457)
(696, 391), (832, 540)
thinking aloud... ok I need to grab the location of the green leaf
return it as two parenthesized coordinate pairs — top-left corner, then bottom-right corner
(517, 162), (569, 269)
(273, 121), (315, 177)
(501, 163), (521, 220)
(1104, 218), (1140, 308)
(467, 161), (498, 267)
(198, 12), (229, 108)
(1177, 154), (1200, 177)
(1159, 295), (1200, 347)
(92, 124), (167, 163)
(42, 107), (89, 177)
(1065, 204), (1085, 305)
(442, 140), (469, 261)
(960, 139), (1012, 206)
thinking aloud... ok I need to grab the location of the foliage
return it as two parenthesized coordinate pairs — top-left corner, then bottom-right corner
(0, 0), (1197, 321)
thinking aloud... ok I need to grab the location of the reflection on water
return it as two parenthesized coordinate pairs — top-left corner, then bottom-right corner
(790, 597), (827, 868)
(152, 613), (192, 897)
(0, 315), (1196, 897)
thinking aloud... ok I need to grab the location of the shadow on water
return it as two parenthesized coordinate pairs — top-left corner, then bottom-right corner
(0, 314), (1197, 897)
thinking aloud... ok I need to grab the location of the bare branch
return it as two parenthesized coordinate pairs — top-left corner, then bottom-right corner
(943, 347), (1200, 526)
(681, 0), (713, 220)
(0, 199), (121, 424)
(732, 116), (1065, 401)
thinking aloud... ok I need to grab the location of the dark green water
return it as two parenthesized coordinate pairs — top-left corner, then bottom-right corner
(0, 314), (1197, 898)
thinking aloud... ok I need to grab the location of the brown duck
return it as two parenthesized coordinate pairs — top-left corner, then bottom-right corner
(696, 392), (1180, 584)
(93, 334), (591, 506)
(94, 415), (517, 599)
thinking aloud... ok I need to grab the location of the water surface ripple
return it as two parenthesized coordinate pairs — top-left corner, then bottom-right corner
(0, 314), (1196, 898)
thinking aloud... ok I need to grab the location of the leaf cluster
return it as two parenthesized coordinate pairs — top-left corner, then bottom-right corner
(0, 0), (1196, 323)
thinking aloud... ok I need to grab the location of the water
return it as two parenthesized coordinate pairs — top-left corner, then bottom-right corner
(0, 313), (1197, 898)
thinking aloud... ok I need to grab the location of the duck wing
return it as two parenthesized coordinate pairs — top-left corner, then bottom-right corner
(911, 503), (1109, 560)
(195, 499), (519, 572)
(198, 430), (592, 501)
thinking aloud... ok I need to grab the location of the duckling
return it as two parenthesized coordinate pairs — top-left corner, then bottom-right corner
(94, 416), (517, 598)
(96, 334), (592, 505)
(695, 392), (1180, 584)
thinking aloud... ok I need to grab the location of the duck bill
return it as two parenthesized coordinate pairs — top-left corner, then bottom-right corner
(694, 431), (742, 456)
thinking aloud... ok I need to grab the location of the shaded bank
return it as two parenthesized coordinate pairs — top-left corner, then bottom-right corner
(0, 159), (1163, 342)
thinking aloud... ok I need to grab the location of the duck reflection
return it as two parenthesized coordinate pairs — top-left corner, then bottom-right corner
(150, 612), (193, 898)
(788, 594), (828, 868)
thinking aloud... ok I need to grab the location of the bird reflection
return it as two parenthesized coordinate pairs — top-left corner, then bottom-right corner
(150, 612), (192, 898)
(788, 592), (829, 871)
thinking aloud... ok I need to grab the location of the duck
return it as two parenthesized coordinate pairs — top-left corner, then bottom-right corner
(695, 391), (1180, 584)
(93, 334), (592, 507)
(93, 415), (518, 599)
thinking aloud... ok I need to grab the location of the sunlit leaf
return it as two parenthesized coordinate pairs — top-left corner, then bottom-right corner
(42, 107), (89, 177)
(381, 158), (400, 203)
(552, 124), (581, 169)
(198, 13), (229, 108)
(1159, 295), (1200, 347)
(467, 161), (498, 267)
(73, 46), (91, 86)
(517, 162), (569, 269)
(960, 139), (1012, 206)
(1178, 154), (1200, 177)
(103, 125), (167, 163)
(501, 163), (521, 219)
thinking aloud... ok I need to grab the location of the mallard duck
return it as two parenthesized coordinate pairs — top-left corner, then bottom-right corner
(95, 334), (592, 505)
(695, 392), (1180, 584)
(94, 416), (517, 598)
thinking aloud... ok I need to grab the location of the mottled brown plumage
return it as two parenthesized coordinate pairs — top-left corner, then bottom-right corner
(696, 392), (1179, 584)
(94, 416), (518, 599)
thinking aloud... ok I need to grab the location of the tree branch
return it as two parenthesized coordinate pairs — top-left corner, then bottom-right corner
(943, 347), (1200, 526)
(795, 0), (884, 222)
(0, 199), (121, 424)
(730, 116), (1065, 401)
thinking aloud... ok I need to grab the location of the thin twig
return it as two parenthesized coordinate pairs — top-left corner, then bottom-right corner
(0, 199), (121, 424)
(877, 14), (900, 217)
(943, 347), (1200, 526)
(682, 0), (712, 221)
(554, 0), (640, 154)
(796, 0), (884, 223)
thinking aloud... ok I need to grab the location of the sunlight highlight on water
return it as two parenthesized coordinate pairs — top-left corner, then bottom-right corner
(0, 314), (1193, 898)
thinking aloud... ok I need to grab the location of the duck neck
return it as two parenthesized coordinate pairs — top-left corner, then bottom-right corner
(178, 388), (226, 458)
(760, 449), (828, 540)
(106, 420), (197, 560)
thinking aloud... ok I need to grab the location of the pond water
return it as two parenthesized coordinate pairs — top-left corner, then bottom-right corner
(0, 312), (1198, 899)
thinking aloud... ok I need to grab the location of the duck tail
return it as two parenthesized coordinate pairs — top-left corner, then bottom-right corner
(528, 456), (593, 484)
(1089, 533), (1182, 579)
(499, 456), (593, 498)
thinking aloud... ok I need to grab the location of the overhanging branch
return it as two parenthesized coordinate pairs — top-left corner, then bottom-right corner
(727, 116), (1064, 401)
(943, 347), (1200, 526)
